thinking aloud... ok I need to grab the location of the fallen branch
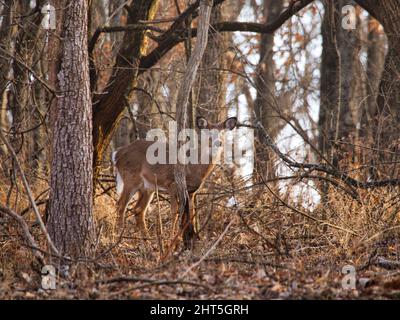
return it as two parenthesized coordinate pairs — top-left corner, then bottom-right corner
(374, 257), (400, 270)
(205, 257), (296, 271)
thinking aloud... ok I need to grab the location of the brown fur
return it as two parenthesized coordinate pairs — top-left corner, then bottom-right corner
(113, 117), (237, 237)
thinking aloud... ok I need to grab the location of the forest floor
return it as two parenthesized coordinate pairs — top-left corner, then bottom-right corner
(1, 173), (400, 300)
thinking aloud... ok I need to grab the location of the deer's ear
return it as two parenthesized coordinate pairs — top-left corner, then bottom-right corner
(224, 117), (237, 130)
(196, 116), (208, 129)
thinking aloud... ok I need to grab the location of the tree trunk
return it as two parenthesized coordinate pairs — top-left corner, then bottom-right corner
(174, 0), (214, 249)
(355, 1), (400, 122)
(0, 0), (12, 95)
(47, 0), (95, 258)
(359, 16), (386, 140)
(253, 0), (283, 179)
(0, 0), (13, 159)
(197, 3), (225, 122)
(355, 0), (400, 177)
(358, 15), (386, 177)
(5, 1), (42, 168)
(318, 0), (364, 225)
(318, 0), (362, 167)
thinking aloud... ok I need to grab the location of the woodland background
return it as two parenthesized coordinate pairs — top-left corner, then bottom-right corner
(1, 0), (400, 299)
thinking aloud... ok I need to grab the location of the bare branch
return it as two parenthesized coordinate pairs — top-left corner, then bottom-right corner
(88, 24), (165, 54)
(140, 0), (314, 71)
(0, 127), (60, 256)
(0, 203), (45, 264)
(252, 121), (400, 189)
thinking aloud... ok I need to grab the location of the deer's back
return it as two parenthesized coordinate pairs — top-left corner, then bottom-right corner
(115, 139), (217, 193)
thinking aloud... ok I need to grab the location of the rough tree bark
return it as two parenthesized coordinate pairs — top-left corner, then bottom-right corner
(174, 0), (213, 249)
(47, 0), (95, 258)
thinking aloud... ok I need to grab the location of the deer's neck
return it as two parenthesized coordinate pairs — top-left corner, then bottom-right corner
(198, 131), (224, 169)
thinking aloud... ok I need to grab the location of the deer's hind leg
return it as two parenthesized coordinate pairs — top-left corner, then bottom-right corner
(133, 189), (154, 238)
(115, 185), (139, 234)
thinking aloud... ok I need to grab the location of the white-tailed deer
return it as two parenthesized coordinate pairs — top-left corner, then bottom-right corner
(112, 116), (237, 238)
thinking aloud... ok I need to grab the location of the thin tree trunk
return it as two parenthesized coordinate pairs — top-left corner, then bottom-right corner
(7, 1), (44, 166)
(0, 0), (13, 159)
(47, 0), (95, 258)
(359, 15), (386, 177)
(359, 16), (386, 140)
(197, 3), (225, 122)
(253, 0), (283, 179)
(174, 0), (214, 249)
(318, 0), (361, 167)
(0, 0), (12, 95)
(318, 0), (363, 225)
(354, 0), (400, 178)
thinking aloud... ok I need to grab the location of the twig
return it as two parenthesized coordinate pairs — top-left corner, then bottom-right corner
(20, 199), (48, 216)
(238, 209), (276, 250)
(89, 24), (165, 53)
(259, 173), (358, 235)
(0, 48), (55, 94)
(0, 203), (45, 264)
(205, 256), (296, 271)
(254, 121), (400, 189)
(180, 213), (236, 278)
(0, 128), (60, 256)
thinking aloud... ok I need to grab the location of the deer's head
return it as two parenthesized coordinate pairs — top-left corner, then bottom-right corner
(194, 116), (238, 163)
